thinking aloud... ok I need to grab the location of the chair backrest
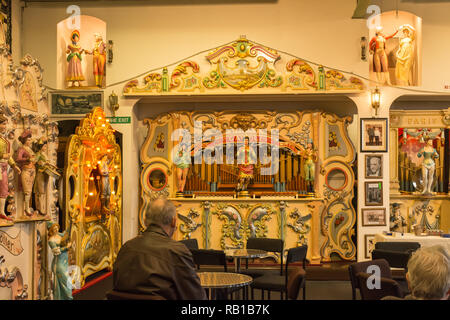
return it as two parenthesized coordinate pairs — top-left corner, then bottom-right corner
(348, 259), (392, 300)
(284, 245), (308, 288)
(179, 238), (199, 251)
(106, 290), (166, 300)
(374, 241), (420, 253)
(246, 237), (284, 274)
(356, 272), (403, 300)
(191, 249), (227, 272)
(371, 249), (411, 269)
(286, 267), (306, 300)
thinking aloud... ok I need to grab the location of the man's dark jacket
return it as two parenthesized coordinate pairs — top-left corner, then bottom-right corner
(113, 224), (207, 300)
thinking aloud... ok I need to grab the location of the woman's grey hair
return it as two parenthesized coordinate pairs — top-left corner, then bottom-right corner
(407, 245), (450, 299)
(145, 198), (176, 227)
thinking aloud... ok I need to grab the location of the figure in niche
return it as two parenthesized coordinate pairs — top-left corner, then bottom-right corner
(98, 153), (112, 214)
(173, 142), (190, 194)
(0, 115), (20, 221)
(390, 203), (406, 233)
(66, 30), (85, 88)
(47, 221), (73, 300)
(395, 25), (415, 86)
(15, 130), (36, 216)
(86, 33), (106, 87)
(236, 137), (257, 192)
(34, 139), (60, 216)
(369, 26), (398, 85)
(417, 138), (439, 195)
(153, 133), (165, 152)
(302, 139), (318, 193)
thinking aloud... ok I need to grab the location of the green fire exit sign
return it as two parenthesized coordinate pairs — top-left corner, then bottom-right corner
(107, 116), (131, 124)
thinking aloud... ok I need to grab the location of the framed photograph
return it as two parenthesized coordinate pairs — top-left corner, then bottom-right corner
(365, 154), (383, 179)
(364, 234), (376, 259)
(49, 90), (104, 117)
(362, 208), (386, 227)
(360, 118), (388, 152)
(365, 181), (383, 206)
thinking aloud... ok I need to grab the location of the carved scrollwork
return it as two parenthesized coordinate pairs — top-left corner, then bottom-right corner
(213, 204), (244, 249)
(178, 208), (202, 240)
(287, 208), (311, 246)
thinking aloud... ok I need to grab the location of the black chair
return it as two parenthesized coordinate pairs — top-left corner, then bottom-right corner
(191, 249), (227, 272)
(348, 259), (392, 300)
(356, 272), (403, 300)
(179, 238), (199, 251)
(251, 245), (308, 300)
(374, 241), (420, 254)
(106, 290), (166, 300)
(242, 237), (284, 279)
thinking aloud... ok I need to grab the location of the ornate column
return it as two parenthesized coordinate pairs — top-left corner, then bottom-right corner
(308, 201), (323, 265)
(389, 114), (400, 194)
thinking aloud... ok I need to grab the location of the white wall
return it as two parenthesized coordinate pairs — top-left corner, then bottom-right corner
(19, 0), (450, 258)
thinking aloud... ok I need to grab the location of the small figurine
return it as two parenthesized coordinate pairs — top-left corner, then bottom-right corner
(66, 30), (85, 87)
(173, 142), (191, 195)
(162, 67), (169, 92)
(15, 130), (36, 216)
(390, 203), (406, 233)
(318, 65), (326, 90)
(153, 133), (165, 152)
(98, 153), (112, 214)
(0, 116), (20, 222)
(302, 139), (318, 194)
(86, 33), (106, 87)
(47, 221), (73, 300)
(417, 138), (439, 195)
(236, 137), (257, 193)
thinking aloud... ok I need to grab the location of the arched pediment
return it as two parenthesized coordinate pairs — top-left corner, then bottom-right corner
(123, 36), (366, 96)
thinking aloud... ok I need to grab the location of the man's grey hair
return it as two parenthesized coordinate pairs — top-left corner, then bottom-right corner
(145, 198), (176, 228)
(407, 245), (450, 299)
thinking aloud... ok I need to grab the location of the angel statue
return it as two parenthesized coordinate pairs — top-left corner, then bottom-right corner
(417, 138), (439, 195)
(177, 209), (202, 240)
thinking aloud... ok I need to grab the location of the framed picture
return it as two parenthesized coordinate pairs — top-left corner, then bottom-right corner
(365, 181), (383, 206)
(362, 208), (386, 226)
(49, 90), (104, 117)
(364, 234), (376, 259)
(360, 118), (388, 152)
(365, 154), (383, 179)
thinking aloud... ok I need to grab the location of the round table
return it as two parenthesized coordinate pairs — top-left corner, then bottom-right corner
(197, 272), (253, 300)
(224, 249), (269, 273)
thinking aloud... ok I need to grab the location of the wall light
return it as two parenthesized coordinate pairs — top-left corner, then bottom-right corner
(109, 91), (119, 117)
(360, 36), (367, 61)
(371, 87), (381, 116)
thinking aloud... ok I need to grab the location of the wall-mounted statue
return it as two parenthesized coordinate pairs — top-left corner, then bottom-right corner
(395, 24), (415, 86)
(15, 130), (36, 216)
(47, 221), (73, 300)
(417, 138), (439, 195)
(66, 30), (86, 88)
(86, 33), (106, 87)
(390, 203), (406, 233)
(0, 115), (20, 222)
(369, 26), (398, 85)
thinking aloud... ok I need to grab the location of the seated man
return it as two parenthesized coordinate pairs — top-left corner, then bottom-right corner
(113, 198), (207, 300)
(383, 245), (450, 300)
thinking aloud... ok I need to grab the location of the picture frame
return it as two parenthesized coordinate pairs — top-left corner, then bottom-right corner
(49, 90), (104, 117)
(365, 181), (383, 206)
(360, 118), (388, 152)
(365, 154), (383, 179)
(364, 234), (376, 259)
(362, 208), (386, 227)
